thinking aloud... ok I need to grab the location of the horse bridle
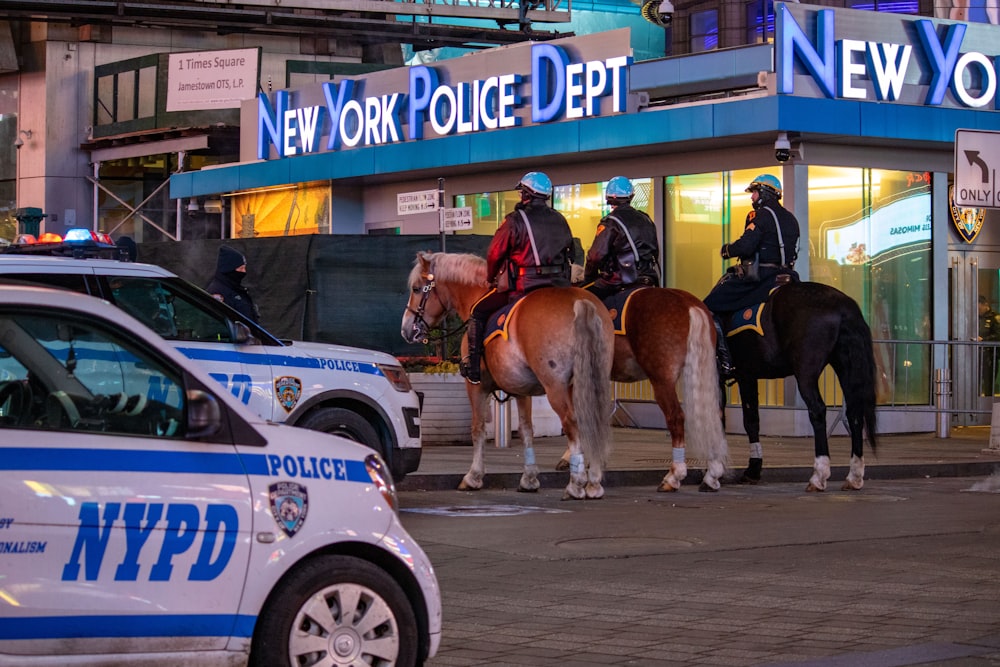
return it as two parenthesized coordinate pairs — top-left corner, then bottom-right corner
(406, 268), (468, 344)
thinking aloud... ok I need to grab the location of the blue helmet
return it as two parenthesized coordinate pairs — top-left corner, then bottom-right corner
(605, 176), (634, 202)
(516, 172), (553, 199)
(746, 174), (782, 198)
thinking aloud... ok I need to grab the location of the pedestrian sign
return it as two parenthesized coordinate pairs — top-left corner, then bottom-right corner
(442, 207), (473, 231)
(397, 189), (439, 215)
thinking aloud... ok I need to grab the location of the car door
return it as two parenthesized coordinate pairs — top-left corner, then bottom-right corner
(97, 271), (277, 422)
(0, 305), (252, 658)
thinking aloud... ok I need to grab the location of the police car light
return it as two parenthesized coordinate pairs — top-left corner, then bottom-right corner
(38, 232), (63, 243)
(64, 228), (100, 244)
(12, 234), (37, 245)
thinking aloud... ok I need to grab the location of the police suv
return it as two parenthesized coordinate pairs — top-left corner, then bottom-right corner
(0, 285), (441, 666)
(0, 230), (422, 480)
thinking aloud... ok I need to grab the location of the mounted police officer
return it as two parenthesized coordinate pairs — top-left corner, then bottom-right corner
(703, 174), (800, 379)
(460, 171), (574, 384)
(583, 176), (660, 301)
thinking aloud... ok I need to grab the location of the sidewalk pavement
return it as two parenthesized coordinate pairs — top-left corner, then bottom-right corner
(399, 425), (1000, 491)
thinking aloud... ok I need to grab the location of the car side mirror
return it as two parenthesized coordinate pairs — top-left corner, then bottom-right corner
(187, 389), (222, 438)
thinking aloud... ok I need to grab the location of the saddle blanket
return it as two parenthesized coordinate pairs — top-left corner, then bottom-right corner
(483, 299), (526, 345)
(727, 303), (765, 337)
(601, 286), (651, 335)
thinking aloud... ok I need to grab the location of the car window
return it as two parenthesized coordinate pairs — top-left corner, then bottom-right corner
(0, 309), (187, 438)
(0, 272), (93, 295)
(107, 276), (234, 343)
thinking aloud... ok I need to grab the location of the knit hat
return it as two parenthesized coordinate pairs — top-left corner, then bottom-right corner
(217, 245), (246, 274)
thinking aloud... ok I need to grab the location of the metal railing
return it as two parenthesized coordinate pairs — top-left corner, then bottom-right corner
(612, 338), (1000, 419)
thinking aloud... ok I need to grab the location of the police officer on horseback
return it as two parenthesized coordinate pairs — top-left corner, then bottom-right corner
(583, 176), (660, 301)
(704, 174), (800, 379)
(460, 171), (575, 384)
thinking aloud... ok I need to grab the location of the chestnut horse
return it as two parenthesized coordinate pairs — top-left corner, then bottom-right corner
(606, 288), (729, 491)
(726, 281), (878, 491)
(401, 251), (615, 500)
(556, 286), (729, 491)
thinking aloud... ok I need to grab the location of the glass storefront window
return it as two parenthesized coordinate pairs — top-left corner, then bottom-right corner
(808, 166), (931, 404)
(454, 178), (655, 264)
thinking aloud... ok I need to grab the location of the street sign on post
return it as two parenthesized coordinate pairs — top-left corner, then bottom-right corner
(397, 189), (439, 215)
(442, 207), (474, 231)
(955, 129), (1000, 209)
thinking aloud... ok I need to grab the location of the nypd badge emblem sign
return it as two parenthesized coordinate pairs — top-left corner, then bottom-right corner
(275, 376), (302, 413)
(269, 481), (309, 537)
(950, 185), (986, 244)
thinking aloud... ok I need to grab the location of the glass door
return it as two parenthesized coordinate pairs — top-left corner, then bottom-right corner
(949, 250), (1000, 425)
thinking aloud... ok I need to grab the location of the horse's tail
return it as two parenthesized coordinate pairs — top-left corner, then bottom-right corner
(837, 304), (879, 454)
(572, 299), (613, 469)
(683, 305), (729, 466)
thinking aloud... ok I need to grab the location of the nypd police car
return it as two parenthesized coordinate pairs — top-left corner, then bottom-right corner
(0, 285), (441, 666)
(0, 231), (421, 481)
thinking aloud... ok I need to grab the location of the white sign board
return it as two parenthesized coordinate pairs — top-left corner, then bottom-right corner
(442, 207), (473, 231)
(397, 190), (439, 215)
(955, 129), (1000, 209)
(166, 48), (259, 112)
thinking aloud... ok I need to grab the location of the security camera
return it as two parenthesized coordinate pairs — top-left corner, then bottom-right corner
(774, 132), (791, 163)
(641, 0), (673, 26)
(13, 136), (23, 150)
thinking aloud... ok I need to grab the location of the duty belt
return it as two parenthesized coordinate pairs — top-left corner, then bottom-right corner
(519, 265), (564, 276)
(759, 263), (794, 269)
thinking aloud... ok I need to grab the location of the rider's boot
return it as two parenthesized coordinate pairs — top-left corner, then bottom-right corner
(712, 314), (736, 380)
(460, 318), (483, 385)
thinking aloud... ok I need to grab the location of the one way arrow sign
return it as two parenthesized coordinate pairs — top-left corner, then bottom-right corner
(955, 129), (1000, 209)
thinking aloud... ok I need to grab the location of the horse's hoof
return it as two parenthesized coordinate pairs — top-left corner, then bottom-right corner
(841, 481), (863, 491)
(738, 473), (761, 485)
(698, 482), (719, 493)
(458, 478), (482, 491)
(657, 482), (680, 492)
(585, 485), (605, 500)
(517, 485), (539, 493)
(555, 458), (569, 472)
(805, 483), (824, 492)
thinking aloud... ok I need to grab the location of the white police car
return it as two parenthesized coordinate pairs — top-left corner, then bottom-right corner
(0, 285), (441, 666)
(0, 231), (421, 481)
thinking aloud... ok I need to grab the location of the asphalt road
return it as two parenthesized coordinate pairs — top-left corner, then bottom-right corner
(400, 475), (1000, 667)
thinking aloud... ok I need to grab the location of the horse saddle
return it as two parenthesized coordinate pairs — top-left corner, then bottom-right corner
(726, 279), (792, 337)
(600, 286), (651, 335)
(483, 298), (528, 345)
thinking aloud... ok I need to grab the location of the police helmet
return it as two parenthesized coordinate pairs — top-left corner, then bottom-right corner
(745, 174), (782, 198)
(516, 172), (553, 199)
(605, 176), (634, 202)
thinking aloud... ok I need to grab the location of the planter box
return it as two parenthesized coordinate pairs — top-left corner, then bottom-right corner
(410, 373), (563, 444)
(409, 373), (472, 444)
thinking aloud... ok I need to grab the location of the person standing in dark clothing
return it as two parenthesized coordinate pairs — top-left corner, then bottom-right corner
(207, 245), (260, 322)
(460, 171), (574, 384)
(703, 174), (801, 379)
(583, 176), (660, 300)
(978, 295), (1000, 395)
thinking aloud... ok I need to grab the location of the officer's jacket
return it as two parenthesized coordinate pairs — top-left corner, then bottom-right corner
(584, 204), (660, 285)
(487, 200), (573, 293)
(723, 203), (800, 267)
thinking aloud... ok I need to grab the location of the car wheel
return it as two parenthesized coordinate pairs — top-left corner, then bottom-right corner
(298, 407), (382, 454)
(251, 554), (419, 667)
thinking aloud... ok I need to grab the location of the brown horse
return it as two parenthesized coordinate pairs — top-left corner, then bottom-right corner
(401, 251), (616, 499)
(557, 287), (729, 491)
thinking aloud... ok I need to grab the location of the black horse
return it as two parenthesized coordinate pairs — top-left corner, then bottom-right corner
(725, 281), (878, 491)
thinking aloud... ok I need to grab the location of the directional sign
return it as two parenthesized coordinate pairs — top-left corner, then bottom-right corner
(442, 207), (473, 231)
(397, 189), (439, 216)
(955, 129), (1000, 209)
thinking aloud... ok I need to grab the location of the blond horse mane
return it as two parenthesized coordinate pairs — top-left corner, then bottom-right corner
(408, 252), (489, 289)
